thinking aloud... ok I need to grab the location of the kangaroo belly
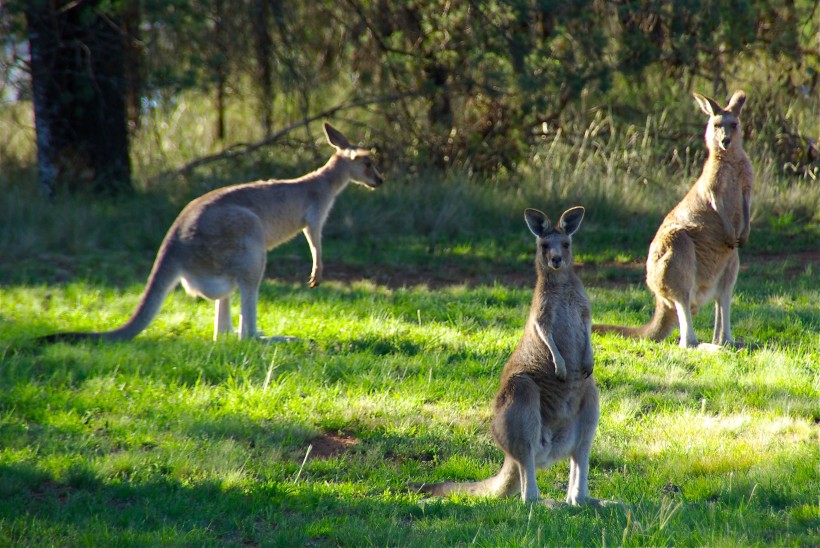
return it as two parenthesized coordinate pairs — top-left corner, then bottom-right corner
(553, 307), (587, 360)
(180, 273), (236, 300)
(264, 221), (306, 250)
(534, 380), (599, 465)
(534, 422), (577, 466)
(647, 220), (735, 301)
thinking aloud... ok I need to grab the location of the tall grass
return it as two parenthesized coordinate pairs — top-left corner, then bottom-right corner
(2, 85), (818, 228)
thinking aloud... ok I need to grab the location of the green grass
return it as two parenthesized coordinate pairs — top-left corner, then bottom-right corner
(1, 165), (818, 545)
(1, 87), (819, 544)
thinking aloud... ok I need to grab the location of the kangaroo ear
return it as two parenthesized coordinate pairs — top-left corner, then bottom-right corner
(559, 206), (585, 236)
(324, 122), (352, 150)
(525, 208), (551, 238)
(693, 93), (722, 117)
(726, 90), (746, 117)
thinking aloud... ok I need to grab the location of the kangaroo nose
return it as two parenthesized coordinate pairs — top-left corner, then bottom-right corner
(550, 256), (562, 268)
(721, 137), (731, 149)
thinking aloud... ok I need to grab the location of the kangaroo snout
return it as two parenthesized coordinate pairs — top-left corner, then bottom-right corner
(720, 137), (732, 150)
(369, 174), (385, 188)
(549, 255), (563, 269)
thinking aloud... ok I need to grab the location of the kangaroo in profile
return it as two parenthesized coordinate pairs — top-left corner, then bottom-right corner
(415, 207), (609, 505)
(40, 122), (384, 343)
(594, 91), (753, 349)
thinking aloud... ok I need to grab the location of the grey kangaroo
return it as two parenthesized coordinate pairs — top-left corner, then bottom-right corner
(40, 122), (384, 343)
(594, 91), (753, 349)
(415, 207), (608, 505)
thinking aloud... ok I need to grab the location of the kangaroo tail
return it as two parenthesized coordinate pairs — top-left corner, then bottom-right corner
(592, 296), (677, 342)
(410, 458), (519, 498)
(38, 243), (181, 344)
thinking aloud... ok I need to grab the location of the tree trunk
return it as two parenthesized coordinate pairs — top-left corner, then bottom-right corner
(214, 0), (227, 142)
(253, 0), (275, 135)
(25, 0), (131, 196)
(122, 0), (143, 131)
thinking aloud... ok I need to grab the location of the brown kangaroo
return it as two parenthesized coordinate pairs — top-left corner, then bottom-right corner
(40, 123), (384, 343)
(415, 207), (609, 505)
(594, 91), (753, 349)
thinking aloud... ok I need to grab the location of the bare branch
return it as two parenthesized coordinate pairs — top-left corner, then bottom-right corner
(152, 91), (424, 182)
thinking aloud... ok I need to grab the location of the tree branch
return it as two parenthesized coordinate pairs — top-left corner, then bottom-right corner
(152, 91), (424, 182)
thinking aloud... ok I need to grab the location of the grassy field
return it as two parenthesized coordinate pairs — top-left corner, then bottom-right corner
(1, 82), (819, 544)
(1, 150), (818, 546)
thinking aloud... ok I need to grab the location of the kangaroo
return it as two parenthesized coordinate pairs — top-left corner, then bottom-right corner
(39, 122), (384, 343)
(415, 207), (608, 505)
(594, 90), (753, 349)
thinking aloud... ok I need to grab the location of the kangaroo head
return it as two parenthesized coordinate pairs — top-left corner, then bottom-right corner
(525, 206), (585, 272)
(323, 122), (384, 189)
(693, 90), (745, 154)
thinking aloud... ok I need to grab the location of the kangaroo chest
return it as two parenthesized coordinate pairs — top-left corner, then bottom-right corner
(542, 287), (589, 360)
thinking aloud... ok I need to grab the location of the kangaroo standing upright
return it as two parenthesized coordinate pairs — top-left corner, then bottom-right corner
(416, 207), (608, 505)
(594, 91), (753, 349)
(40, 122), (384, 343)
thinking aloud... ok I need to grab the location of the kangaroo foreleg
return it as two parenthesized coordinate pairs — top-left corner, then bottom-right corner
(581, 311), (594, 377)
(738, 190), (751, 247)
(535, 322), (566, 380)
(303, 224), (323, 288)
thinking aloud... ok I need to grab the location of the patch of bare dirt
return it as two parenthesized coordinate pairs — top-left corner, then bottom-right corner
(267, 250), (818, 290)
(307, 432), (360, 460)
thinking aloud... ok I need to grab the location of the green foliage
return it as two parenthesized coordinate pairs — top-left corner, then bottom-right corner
(4, 0), (818, 179)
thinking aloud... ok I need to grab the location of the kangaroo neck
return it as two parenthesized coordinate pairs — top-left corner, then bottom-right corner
(534, 266), (571, 293)
(315, 154), (352, 194)
(697, 147), (747, 192)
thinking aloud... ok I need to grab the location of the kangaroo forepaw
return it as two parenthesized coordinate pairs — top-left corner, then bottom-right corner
(554, 361), (567, 381)
(581, 356), (594, 378)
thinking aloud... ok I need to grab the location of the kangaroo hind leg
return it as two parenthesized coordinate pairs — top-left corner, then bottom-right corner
(566, 386), (614, 507)
(214, 297), (234, 340)
(657, 233), (699, 348)
(235, 236), (268, 340)
(491, 375), (543, 502)
(235, 245), (302, 343)
(712, 251), (739, 346)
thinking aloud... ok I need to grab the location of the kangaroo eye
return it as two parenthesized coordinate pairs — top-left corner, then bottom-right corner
(562, 242), (570, 249)
(730, 122), (738, 130)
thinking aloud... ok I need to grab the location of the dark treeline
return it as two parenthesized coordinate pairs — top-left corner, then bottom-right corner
(2, 0), (818, 194)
